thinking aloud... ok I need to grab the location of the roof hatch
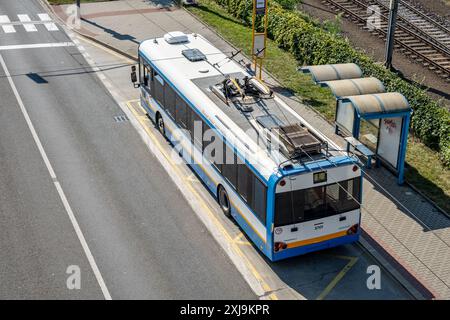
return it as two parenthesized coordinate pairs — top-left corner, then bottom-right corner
(182, 48), (207, 62)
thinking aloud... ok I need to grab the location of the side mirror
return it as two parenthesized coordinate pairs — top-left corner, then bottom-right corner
(131, 66), (140, 88)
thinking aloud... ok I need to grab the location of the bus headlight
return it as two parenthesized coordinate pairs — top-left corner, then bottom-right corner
(347, 224), (359, 235)
(274, 242), (288, 252)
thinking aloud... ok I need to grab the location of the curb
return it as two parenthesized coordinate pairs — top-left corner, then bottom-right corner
(40, 0), (440, 300)
(405, 179), (449, 219)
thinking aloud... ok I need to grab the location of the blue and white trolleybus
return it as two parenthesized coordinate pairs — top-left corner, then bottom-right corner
(131, 31), (363, 261)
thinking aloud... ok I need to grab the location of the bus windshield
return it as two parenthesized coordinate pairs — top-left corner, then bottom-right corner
(274, 178), (361, 227)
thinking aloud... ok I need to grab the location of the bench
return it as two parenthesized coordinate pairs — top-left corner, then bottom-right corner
(344, 136), (376, 169)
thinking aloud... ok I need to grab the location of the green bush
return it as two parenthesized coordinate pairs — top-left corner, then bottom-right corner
(273, 0), (299, 10)
(213, 0), (450, 167)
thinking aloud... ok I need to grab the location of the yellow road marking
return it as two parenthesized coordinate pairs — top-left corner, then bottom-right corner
(316, 255), (358, 300)
(125, 100), (275, 298)
(268, 293), (279, 300)
(185, 174), (200, 183)
(233, 233), (252, 246)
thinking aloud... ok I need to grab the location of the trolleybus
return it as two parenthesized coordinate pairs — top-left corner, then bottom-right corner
(131, 32), (362, 261)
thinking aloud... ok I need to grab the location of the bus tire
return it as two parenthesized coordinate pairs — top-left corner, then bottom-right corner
(217, 185), (231, 218)
(156, 113), (165, 137)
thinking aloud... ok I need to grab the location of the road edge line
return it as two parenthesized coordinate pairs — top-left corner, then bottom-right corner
(0, 54), (112, 300)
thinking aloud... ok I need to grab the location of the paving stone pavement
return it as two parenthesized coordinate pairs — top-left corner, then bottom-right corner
(49, 0), (450, 299)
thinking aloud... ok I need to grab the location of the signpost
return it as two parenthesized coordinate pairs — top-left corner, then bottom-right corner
(385, 0), (399, 69)
(251, 0), (268, 80)
(76, 0), (81, 20)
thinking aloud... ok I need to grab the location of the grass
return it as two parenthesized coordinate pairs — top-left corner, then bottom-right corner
(187, 0), (450, 213)
(406, 140), (450, 212)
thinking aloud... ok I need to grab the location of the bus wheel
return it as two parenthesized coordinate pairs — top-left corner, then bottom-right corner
(218, 185), (231, 218)
(156, 113), (165, 137)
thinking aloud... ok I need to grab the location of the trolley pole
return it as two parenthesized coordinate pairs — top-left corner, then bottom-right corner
(384, 0), (399, 70)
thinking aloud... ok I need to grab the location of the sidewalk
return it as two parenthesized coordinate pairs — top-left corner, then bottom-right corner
(49, 0), (450, 299)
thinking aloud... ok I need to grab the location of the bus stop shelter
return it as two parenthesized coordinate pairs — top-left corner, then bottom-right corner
(336, 92), (412, 184)
(318, 77), (385, 98)
(300, 63), (363, 82)
(300, 63), (412, 184)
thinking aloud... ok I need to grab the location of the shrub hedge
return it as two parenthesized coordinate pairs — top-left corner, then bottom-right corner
(213, 0), (450, 167)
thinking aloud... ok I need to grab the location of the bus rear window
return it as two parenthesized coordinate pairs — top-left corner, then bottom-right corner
(275, 178), (360, 226)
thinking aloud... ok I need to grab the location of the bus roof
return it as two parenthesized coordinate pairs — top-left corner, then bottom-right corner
(139, 33), (351, 181)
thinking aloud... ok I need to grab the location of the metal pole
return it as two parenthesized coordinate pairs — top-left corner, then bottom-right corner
(76, 0), (81, 20)
(384, 0), (399, 70)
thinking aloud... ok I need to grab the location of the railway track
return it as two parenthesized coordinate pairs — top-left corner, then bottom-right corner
(322, 0), (450, 80)
(397, 0), (450, 50)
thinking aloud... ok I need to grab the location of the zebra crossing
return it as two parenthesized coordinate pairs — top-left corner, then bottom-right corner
(0, 13), (59, 34)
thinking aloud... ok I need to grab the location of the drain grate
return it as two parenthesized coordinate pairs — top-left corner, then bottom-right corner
(114, 115), (129, 123)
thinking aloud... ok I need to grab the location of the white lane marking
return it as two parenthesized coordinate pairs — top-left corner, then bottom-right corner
(17, 14), (37, 32)
(0, 42), (75, 51)
(44, 23), (58, 31)
(38, 13), (58, 31)
(0, 15), (10, 23)
(37, 13), (51, 21)
(17, 14), (31, 22)
(0, 54), (112, 300)
(0, 15), (15, 33)
(2, 25), (16, 33)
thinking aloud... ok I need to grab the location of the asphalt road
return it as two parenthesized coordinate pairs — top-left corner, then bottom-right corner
(0, 0), (255, 299)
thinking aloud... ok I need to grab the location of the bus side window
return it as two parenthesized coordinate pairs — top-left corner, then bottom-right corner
(175, 94), (189, 131)
(139, 57), (144, 84)
(252, 176), (267, 224)
(141, 60), (151, 91)
(214, 137), (224, 173)
(154, 71), (164, 107)
(222, 144), (237, 189)
(191, 111), (203, 149)
(143, 67), (149, 87)
(237, 164), (253, 204)
(165, 84), (176, 118)
(203, 124), (224, 173)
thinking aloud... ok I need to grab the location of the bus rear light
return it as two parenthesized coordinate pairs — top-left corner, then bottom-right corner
(347, 224), (359, 235)
(352, 165), (359, 172)
(274, 242), (287, 252)
(279, 180), (286, 187)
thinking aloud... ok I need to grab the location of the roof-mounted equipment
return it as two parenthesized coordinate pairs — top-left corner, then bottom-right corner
(210, 76), (273, 112)
(182, 48), (207, 62)
(164, 31), (189, 44)
(272, 124), (327, 159)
